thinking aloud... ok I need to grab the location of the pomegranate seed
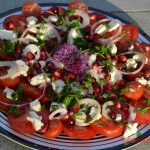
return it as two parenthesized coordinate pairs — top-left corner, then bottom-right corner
(93, 33), (100, 41)
(16, 47), (22, 54)
(114, 55), (119, 61)
(123, 103), (129, 110)
(68, 111), (74, 118)
(110, 93), (117, 99)
(117, 80), (125, 89)
(144, 69), (150, 78)
(115, 101), (122, 109)
(105, 83), (113, 90)
(51, 6), (59, 14)
(94, 86), (101, 94)
(104, 74), (110, 81)
(89, 13), (98, 21)
(68, 72), (76, 80)
(106, 54), (111, 59)
(108, 111), (116, 119)
(67, 118), (75, 125)
(61, 114), (69, 121)
(33, 62), (41, 69)
(6, 22), (16, 30)
(43, 66), (49, 73)
(85, 25), (91, 34)
(40, 52), (47, 60)
(92, 63), (99, 69)
(119, 55), (127, 62)
(72, 105), (80, 113)
(27, 52), (35, 60)
(46, 61), (54, 70)
(96, 96), (105, 104)
(54, 70), (62, 78)
(117, 63), (123, 70)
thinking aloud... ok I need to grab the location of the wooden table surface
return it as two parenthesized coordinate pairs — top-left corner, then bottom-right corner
(0, 0), (150, 150)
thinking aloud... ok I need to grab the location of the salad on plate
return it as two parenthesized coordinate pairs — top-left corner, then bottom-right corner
(0, 1), (150, 140)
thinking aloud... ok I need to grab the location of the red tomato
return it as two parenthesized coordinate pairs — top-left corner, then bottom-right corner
(90, 117), (125, 138)
(38, 109), (50, 133)
(43, 119), (62, 138)
(123, 81), (144, 101)
(19, 81), (49, 103)
(63, 124), (96, 139)
(8, 109), (36, 134)
(116, 24), (139, 50)
(22, 2), (41, 17)
(3, 15), (27, 33)
(144, 87), (150, 99)
(133, 107), (150, 124)
(68, 1), (88, 12)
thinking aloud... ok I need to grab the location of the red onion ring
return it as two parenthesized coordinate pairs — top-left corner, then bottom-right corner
(118, 51), (146, 75)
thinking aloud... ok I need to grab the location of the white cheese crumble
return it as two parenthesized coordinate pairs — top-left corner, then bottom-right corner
(115, 114), (122, 121)
(123, 123), (138, 138)
(126, 58), (137, 69)
(94, 24), (107, 35)
(88, 54), (97, 67)
(52, 79), (66, 94)
(109, 67), (122, 83)
(108, 19), (120, 32)
(27, 111), (44, 131)
(133, 54), (141, 61)
(136, 77), (147, 85)
(30, 99), (41, 112)
(23, 44), (40, 60)
(26, 16), (38, 25)
(3, 87), (15, 100)
(128, 45), (134, 51)
(0, 29), (17, 40)
(48, 15), (58, 22)
(30, 74), (50, 86)
(107, 42), (117, 55)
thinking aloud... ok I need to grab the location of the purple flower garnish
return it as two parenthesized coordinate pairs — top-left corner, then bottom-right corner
(53, 43), (89, 74)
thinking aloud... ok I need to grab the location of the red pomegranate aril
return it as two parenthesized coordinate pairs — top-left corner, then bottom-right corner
(92, 63), (99, 69)
(27, 52), (35, 60)
(54, 70), (62, 78)
(16, 47), (23, 54)
(68, 72), (76, 80)
(33, 62), (41, 69)
(123, 103), (129, 110)
(85, 25), (91, 34)
(43, 66), (49, 73)
(93, 33), (100, 41)
(108, 111), (116, 119)
(96, 96), (105, 104)
(5, 22), (16, 30)
(119, 55), (127, 62)
(89, 13), (98, 21)
(115, 101), (122, 109)
(46, 61), (54, 70)
(94, 86), (101, 94)
(72, 104), (80, 113)
(104, 74), (110, 81)
(117, 80), (125, 89)
(105, 83), (113, 90)
(106, 54), (111, 59)
(144, 69), (150, 78)
(114, 55), (119, 61)
(110, 93), (117, 99)
(61, 114), (69, 121)
(51, 6), (59, 14)
(40, 52), (47, 60)
(67, 118), (75, 125)
(68, 111), (74, 118)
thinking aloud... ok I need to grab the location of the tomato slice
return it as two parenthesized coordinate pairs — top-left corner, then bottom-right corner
(38, 109), (50, 133)
(116, 24), (139, 50)
(123, 81), (144, 101)
(22, 2), (41, 17)
(19, 81), (49, 103)
(63, 124), (96, 139)
(8, 108), (36, 134)
(144, 87), (150, 99)
(3, 15), (27, 33)
(90, 117), (125, 138)
(43, 119), (62, 138)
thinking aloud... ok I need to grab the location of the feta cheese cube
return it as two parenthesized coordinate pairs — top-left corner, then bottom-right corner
(88, 54), (97, 67)
(0, 29), (17, 40)
(108, 19), (120, 32)
(136, 77), (147, 85)
(3, 87), (15, 100)
(126, 59), (137, 69)
(107, 42), (117, 55)
(115, 114), (122, 121)
(27, 111), (44, 131)
(30, 99), (41, 112)
(133, 54), (141, 61)
(123, 123), (138, 138)
(128, 45), (134, 51)
(26, 16), (38, 25)
(48, 15), (58, 22)
(30, 74), (50, 86)
(94, 24), (107, 35)
(52, 79), (65, 94)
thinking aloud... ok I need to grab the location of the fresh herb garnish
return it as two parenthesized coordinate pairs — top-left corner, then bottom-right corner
(113, 84), (118, 90)
(98, 78), (104, 85)
(101, 59), (114, 70)
(68, 17), (81, 29)
(138, 107), (150, 114)
(136, 131), (141, 137)
(56, 16), (66, 26)
(144, 98), (150, 105)
(8, 106), (20, 114)
(119, 87), (129, 96)
(63, 96), (73, 107)
(102, 93), (109, 99)
(11, 85), (23, 101)
(65, 9), (75, 16)
(73, 38), (88, 50)
(121, 33), (126, 39)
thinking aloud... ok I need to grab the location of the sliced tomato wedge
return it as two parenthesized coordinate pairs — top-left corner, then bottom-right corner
(123, 81), (144, 101)
(3, 15), (27, 33)
(116, 24), (139, 50)
(22, 2), (41, 17)
(38, 109), (50, 133)
(43, 119), (62, 138)
(8, 108), (36, 134)
(90, 117), (125, 138)
(63, 124), (96, 139)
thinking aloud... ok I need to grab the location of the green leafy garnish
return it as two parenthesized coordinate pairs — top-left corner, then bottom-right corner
(68, 17), (81, 29)
(144, 98), (150, 105)
(138, 107), (150, 114)
(8, 106), (20, 114)
(136, 131), (141, 137)
(56, 16), (66, 26)
(119, 87), (129, 96)
(102, 93), (109, 99)
(113, 84), (118, 90)
(11, 85), (23, 101)
(98, 78), (104, 85)
(121, 33), (126, 38)
(63, 96), (73, 107)
(65, 9), (75, 16)
(73, 38), (88, 50)
(101, 59), (114, 70)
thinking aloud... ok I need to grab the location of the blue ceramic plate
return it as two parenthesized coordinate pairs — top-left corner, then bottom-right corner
(0, 3), (150, 150)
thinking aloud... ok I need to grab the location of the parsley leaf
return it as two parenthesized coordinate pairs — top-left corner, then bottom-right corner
(119, 87), (129, 96)
(101, 59), (114, 70)
(56, 16), (66, 26)
(144, 98), (150, 105)
(73, 38), (88, 50)
(138, 107), (150, 114)
(65, 9), (75, 16)
(8, 106), (20, 114)
(102, 93), (109, 99)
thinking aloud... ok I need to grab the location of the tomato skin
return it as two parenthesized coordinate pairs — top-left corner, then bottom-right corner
(0, 77), (20, 88)
(63, 124), (96, 139)
(144, 88), (150, 99)
(22, 2), (41, 17)
(90, 117), (125, 138)
(116, 24), (139, 50)
(8, 109), (36, 134)
(19, 81), (49, 103)
(43, 119), (62, 138)
(123, 81), (144, 101)
(3, 15), (27, 33)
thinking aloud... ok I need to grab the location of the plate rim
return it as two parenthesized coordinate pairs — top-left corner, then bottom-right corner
(0, 2), (150, 150)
